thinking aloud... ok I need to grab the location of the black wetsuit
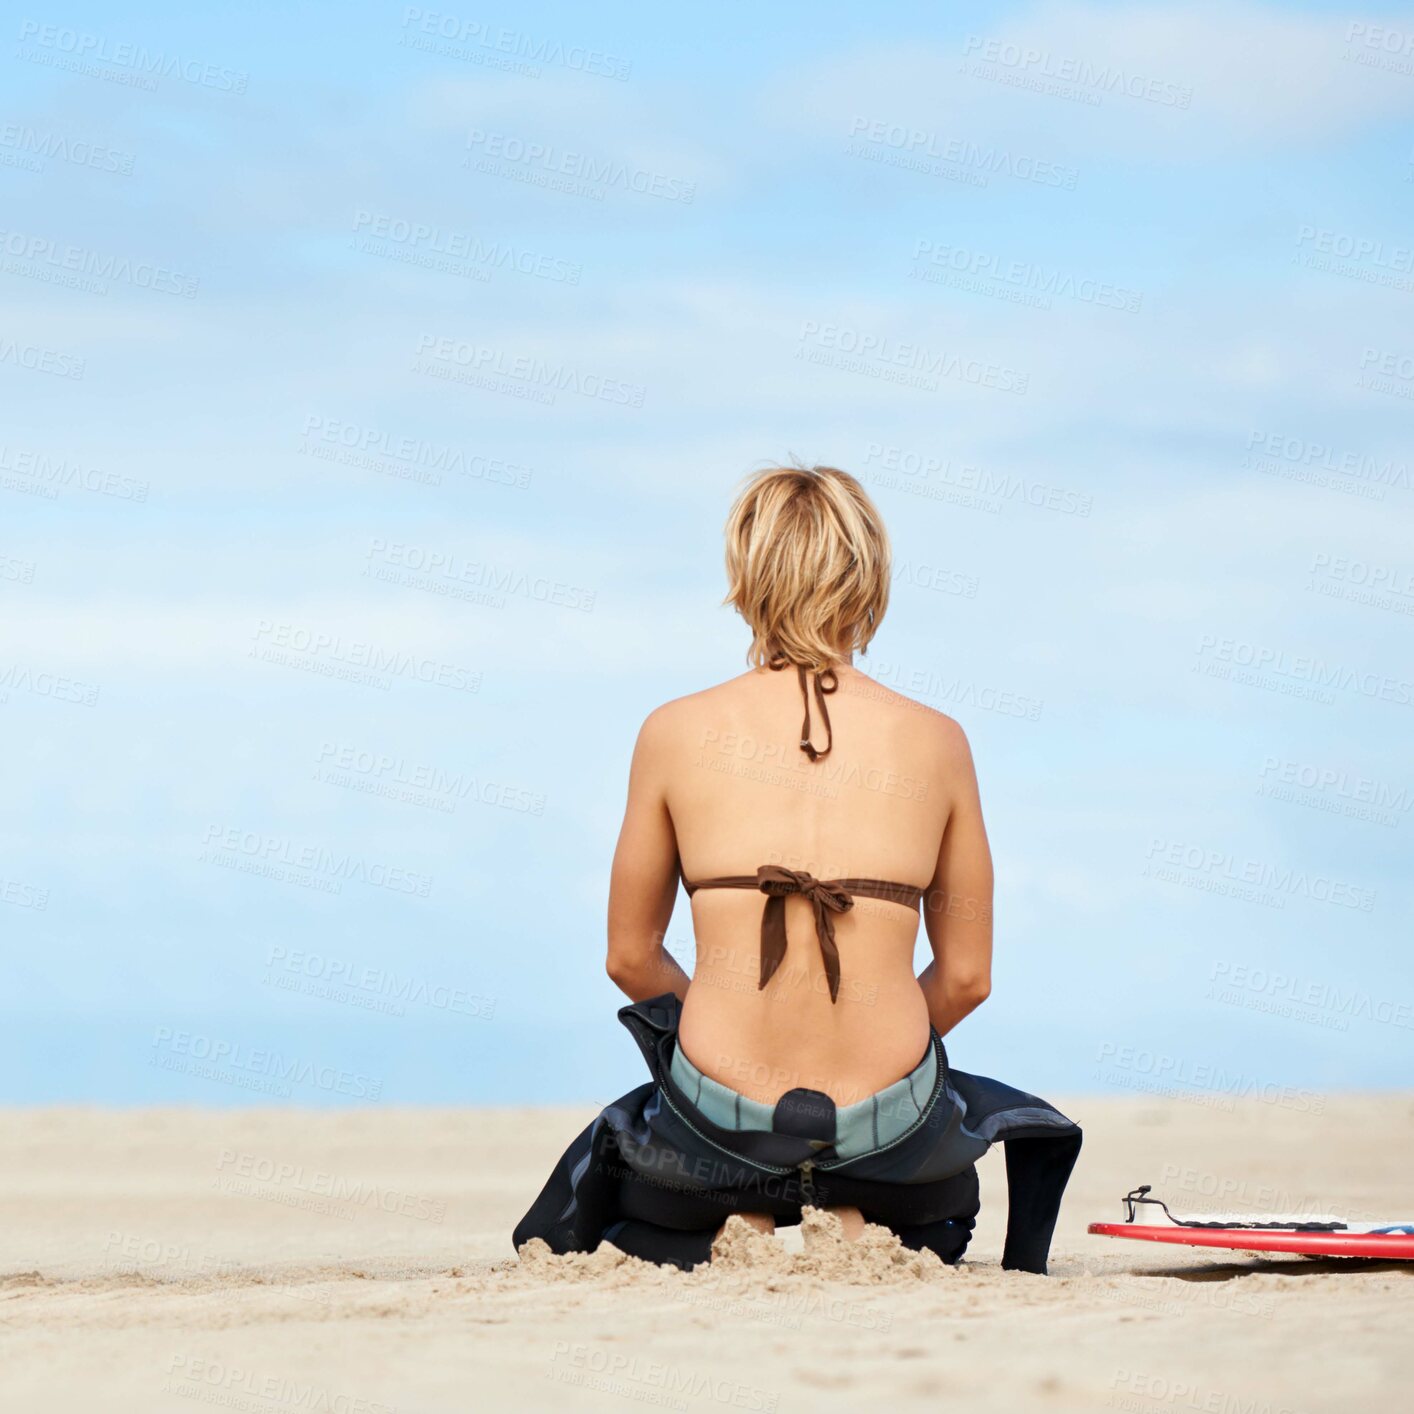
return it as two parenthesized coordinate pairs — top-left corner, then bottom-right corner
(514, 992), (1081, 1272)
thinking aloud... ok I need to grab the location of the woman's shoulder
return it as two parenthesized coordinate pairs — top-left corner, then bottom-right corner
(626, 671), (746, 754)
(637, 666), (970, 761)
(635, 671), (757, 737)
(837, 666), (973, 755)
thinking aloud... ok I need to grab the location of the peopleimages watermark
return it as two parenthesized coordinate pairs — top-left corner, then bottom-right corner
(595, 1131), (815, 1207)
(910, 239), (1142, 313)
(687, 944), (879, 1008)
(1108, 1368), (1301, 1414)
(694, 731), (838, 800)
(264, 942), (497, 1020)
(363, 538), (598, 612)
(0, 123), (136, 175)
(298, 415), (532, 491)
(398, 9), (631, 81)
(463, 129), (694, 203)
(0, 443), (148, 501)
(752, 848), (989, 929)
(101, 1233), (332, 1309)
(1090, 1272), (1272, 1322)
(860, 659), (1044, 722)
(1242, 429), (1410, 502)
(1344, 21), (1414, 77)
(198, 824), (434, 898)
(15, 21), (249, 94)
(796, 320), (1028, 396)
(960, 35), (1192, 109)
(314, 740), (546, 817)
(1293, 225), (1414, 295)
(547, 1342), (779, 1412)
(704, 1048), (952, 1106)
(1143, 838), (1376, 912)
(214, 1148), (447, 1222)
(1207, 960), (1412, 1034)
(670, 1282), (894, 1332)
(163, 1356), (394, 1414)
(150, 1027), (383, 1100)
(412, 333), (647, 407)
(249, 619), (483, 694)
(1192, 633), (1414, 709)
(1257, 754), (1410, 829)
(862, 441), (1093, 516)
(0, 227), (199, 297)
(350, 209), (580, 284)
(894, 558), (978, 599)
(0, 661), (100, 707)
(0, 553), (36, 583)
(845, 116), (1079, 191)
(0, 334), (85, 379)
(697, 727), (928, 802)
(1307, 551), (1414, 618)
(1158, 1162), (1384, 1225)
(1095, 1042), (1326, 1116)
(1, 875), (48, 909)
(1356, 346), (1414, 402)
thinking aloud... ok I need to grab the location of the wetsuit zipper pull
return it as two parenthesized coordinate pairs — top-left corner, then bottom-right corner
(798, 1158), (815, 1206)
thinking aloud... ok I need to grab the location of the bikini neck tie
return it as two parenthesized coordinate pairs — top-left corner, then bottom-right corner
(754, 864), (854, 1002)
(769, 655), (838, 762)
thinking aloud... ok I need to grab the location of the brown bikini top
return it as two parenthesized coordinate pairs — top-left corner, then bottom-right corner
(681, 659), (924, 1004)
(773, 655), (837, 763)
(682, 865), (923, 1004)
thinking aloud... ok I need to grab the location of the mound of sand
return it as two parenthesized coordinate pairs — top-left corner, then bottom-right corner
(517, 1206), (952, 1287)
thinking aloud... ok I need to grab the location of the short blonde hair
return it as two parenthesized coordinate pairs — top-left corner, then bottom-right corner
(723, 463), (891, 669)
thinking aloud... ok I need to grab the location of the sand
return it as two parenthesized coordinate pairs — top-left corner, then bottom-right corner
(0, 1096), (1408, 1413)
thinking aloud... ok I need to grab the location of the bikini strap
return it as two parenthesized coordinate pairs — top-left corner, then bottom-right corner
(768, 655), (838, 762)
(681, 866), (923, 1004)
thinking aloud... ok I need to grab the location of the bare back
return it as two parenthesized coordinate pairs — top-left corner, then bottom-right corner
(606, 660), (994, 1110)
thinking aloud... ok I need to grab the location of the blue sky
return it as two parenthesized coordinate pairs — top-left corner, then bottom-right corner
(3, 1), (1412, 1107)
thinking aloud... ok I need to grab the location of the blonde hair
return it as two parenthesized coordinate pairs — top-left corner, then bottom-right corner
(723, 463), (891, 669)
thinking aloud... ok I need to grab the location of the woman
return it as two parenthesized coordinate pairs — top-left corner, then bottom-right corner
(516, 465), (1079, 1271)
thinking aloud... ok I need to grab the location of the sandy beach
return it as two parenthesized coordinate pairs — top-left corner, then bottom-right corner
(1, 1095), (1408, 1413)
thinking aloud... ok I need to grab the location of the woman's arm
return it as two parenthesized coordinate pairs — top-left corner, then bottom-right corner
(917, 720), (994, 1036)
(605, 708), (692, 1002)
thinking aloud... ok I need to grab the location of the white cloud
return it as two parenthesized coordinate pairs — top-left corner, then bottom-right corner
(404, 68), (731, 191)
(762, 3), (1414, 157)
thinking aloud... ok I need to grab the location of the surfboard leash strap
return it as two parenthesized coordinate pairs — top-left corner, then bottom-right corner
(1121, 1185), (1348, 1232)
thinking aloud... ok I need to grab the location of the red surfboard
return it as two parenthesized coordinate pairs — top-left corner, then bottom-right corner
(1090, 1188), (1414, 1259)
(1088, 1221), (1414, 1260)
